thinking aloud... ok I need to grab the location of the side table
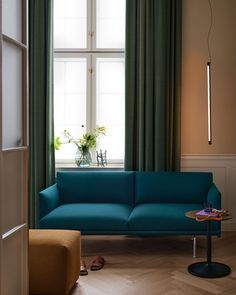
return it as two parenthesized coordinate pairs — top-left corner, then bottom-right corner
(185, 210), (232, 278)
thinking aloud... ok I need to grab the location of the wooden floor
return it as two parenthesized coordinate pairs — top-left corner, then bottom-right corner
(70, 232), (236, 295)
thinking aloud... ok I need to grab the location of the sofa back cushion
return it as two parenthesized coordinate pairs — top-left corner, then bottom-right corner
(57, 171), (135, 205)
(135, 172), (213, 204)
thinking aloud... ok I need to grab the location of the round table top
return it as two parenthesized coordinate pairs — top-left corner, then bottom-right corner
(185, 210), (232, 221)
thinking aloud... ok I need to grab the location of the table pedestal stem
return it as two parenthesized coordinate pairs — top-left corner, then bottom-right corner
(207, 220), (211, 263)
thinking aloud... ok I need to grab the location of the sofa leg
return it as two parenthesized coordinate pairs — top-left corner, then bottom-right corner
(192, 235), (197, 258)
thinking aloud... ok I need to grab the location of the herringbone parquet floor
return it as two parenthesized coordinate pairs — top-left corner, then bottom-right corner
(70, 232), (236, 295)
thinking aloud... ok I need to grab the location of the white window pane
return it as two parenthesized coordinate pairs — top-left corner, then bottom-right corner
(97, 0), (125, 18)
(96, 57), (125, 161)
(65, 61), (87, 93)
(65, 94), (86, 125)
(54, 94), (65, 125)
(54, 0), (87, 48)
(54, 19), (65, 47)
(97, 19), (125, 49)
(97, 59), (125, 93)
(54, 62), (65, 93)
(55, 0), (87, 19)
(96, 0), (125, 48)
(65, 0), (87, 18)
(54, 19), (87, 49)
(96, 94), (124, 125)
(98, 125), (124, 160)
(54, 58), (87, 161)
(65, 19), (86, 48)
(54, 0), (65, 18)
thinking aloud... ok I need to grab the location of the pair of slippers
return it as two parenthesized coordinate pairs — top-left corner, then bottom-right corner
(80, 256), (105, 276)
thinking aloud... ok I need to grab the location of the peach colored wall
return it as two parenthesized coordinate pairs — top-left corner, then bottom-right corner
(181, 0), (236, 154)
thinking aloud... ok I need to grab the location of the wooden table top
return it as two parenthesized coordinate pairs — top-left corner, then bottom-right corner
(185, 210), (232, 221)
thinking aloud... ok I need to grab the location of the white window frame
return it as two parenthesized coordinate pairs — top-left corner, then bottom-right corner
(54, 0), (125, 165)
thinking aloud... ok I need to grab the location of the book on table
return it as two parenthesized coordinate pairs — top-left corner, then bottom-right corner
(195, 209), (220, 217)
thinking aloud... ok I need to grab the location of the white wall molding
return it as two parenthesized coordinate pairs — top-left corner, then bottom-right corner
(181, 154), (236, 231)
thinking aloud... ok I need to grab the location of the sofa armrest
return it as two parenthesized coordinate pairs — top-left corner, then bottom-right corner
(207, 183), (221, 210)
(39, 184), (60, 220)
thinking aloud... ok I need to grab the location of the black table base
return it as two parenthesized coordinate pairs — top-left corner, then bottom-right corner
(188, 262), (231, 278)
(188, 218), (231, 278)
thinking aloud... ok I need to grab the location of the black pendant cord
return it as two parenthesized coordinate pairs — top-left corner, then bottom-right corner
(207, 0), (213, 64)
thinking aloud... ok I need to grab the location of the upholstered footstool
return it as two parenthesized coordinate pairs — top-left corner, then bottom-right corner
(29, 229), (81, 295)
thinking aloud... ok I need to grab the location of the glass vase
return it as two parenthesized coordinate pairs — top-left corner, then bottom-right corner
(75, 147), (92, 167)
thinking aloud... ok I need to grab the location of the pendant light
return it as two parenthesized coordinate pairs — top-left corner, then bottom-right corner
(207, 0), (213, 144)
(207, 62), (211, 144)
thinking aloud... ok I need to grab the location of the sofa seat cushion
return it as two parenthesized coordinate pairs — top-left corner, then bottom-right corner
(128, 203), (216, 232)
(40, 203), (133, 231)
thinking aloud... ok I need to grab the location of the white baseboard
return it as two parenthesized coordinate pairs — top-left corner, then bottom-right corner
(181, 154), (236, 231)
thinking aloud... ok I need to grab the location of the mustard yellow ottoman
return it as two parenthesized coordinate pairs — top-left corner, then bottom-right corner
(29, 230), (81, 295)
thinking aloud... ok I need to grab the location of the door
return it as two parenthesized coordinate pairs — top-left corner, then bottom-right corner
(0, 0), (28, 294)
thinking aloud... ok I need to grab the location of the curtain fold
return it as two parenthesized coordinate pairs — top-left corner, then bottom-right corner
(125, 0), (182, 171)
(29, 0), (55, 228)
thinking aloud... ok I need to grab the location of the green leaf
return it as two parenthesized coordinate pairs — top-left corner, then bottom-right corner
(55, 125), (107, 151)
(54, 136), (62, 150)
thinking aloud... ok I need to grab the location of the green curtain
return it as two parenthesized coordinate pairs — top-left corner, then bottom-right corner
(125, 0), (182, 171)
(29, 0), (55, 228)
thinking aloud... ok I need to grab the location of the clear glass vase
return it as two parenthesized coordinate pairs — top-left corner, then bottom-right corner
(75, 147), (92, 167)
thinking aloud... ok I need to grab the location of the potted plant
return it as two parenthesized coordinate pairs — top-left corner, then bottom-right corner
(54, 125), (106, 167)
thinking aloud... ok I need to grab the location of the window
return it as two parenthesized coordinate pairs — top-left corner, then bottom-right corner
(54, 0), (125, 165)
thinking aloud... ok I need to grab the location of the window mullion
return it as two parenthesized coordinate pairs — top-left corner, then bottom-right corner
(90, 54), (96, 133)
(91, 0), (96, 51)
(88, 0), (94, 51)
(86, 55), (98, 164)
(87, 54), (92, 133)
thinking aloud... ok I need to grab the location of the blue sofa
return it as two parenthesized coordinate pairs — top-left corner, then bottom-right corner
(39, 171), (221, 237)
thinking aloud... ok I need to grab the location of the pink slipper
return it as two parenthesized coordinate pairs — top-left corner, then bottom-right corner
(90, 256), (105, 271)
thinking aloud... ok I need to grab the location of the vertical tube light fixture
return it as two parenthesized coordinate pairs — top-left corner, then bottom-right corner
(207, 62), (212, 144)
(207, 0), (213, 144)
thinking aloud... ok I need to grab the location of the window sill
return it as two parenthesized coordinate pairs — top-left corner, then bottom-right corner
(56, 163), (124, 171)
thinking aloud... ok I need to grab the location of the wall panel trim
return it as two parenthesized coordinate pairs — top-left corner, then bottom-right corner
(181, 154), (236, 231)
